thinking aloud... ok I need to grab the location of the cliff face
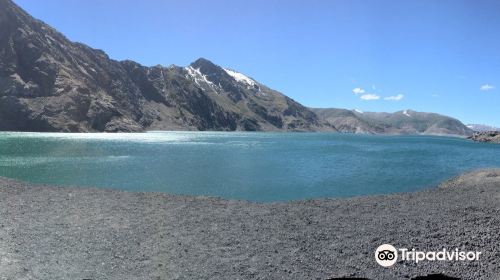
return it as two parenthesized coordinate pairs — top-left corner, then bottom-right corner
(312, 108), (474, 136)
(0, 0), (327, 132)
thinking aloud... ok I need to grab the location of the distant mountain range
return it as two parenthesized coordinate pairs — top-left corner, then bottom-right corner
(466, 124), (500, 132)
(0, 0), (473, 136)
(312, 108), (472, 136)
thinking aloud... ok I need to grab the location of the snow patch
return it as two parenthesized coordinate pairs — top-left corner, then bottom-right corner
(353, 109), (363, 114)
(185, 66), (218, 92)
(403, 110), (411, 117)
(223, 68), (256, 87)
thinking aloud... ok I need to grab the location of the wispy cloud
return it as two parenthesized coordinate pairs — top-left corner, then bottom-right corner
(480, 84), (495, 91)
(384, 94), (404, 101)
(352, 87), (365, 95)
(360, 94), (380, 100)
(354, 86), (403, 101)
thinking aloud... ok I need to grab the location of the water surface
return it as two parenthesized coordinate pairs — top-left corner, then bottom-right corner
(1, 132), (499, 202)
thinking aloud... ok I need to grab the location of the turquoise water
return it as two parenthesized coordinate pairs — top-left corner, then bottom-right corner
(0, 132), (499, 202)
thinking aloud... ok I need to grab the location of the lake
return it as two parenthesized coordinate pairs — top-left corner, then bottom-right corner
(1, 132), (499, 202)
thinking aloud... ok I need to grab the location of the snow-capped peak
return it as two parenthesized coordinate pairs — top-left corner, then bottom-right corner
(223, 68), (256, 87)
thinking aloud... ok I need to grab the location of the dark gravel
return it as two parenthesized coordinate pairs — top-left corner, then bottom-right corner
(1, 169), (499, 280)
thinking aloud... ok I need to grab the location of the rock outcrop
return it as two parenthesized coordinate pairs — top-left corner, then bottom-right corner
(468, 131), (500, 143)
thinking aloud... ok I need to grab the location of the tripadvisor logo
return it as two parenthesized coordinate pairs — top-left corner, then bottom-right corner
(375, 244), (481, 267)
(375, 244), (398, 267)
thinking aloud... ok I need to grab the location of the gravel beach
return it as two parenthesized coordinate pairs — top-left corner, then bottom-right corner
(1, 169), (499, 280)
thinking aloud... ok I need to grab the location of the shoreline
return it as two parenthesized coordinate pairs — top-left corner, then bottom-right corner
(1, 169), (500, 279)
(0, 130), (472, 138)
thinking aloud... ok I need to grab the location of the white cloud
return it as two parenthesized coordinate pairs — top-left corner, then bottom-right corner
(360, 94), (380, 100)
(480, 84), (494, 91)
(352, 87), (365, 95)
(384, 94), (404, 101)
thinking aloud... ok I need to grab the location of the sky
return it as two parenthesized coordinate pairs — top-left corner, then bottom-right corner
(15, 0), (500, 126)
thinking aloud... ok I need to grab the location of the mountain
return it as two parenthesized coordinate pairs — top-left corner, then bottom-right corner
(0, 0), (473, 137)
(0, 0), (326, 132)
(466, 124), (500, 132)
(312, 108), (473, 136)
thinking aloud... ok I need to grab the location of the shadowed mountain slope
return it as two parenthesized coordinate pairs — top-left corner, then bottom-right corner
(0, 0), (326, 132)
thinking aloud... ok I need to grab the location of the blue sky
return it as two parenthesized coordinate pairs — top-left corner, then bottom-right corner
(15, 0), (500, 126)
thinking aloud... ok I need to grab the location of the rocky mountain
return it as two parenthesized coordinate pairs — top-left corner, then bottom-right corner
(466, 124), (500, 132)
(0, 0), (326, 132)
(0, 0), (474, 137)
(312, 108), (473, 136)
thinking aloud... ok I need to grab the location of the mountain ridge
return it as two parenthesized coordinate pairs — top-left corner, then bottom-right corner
(0, 0), (472, 136)
(312, 108), (473, 136)
(466, 124), (500, 132)
(0, 0), (328, 132)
